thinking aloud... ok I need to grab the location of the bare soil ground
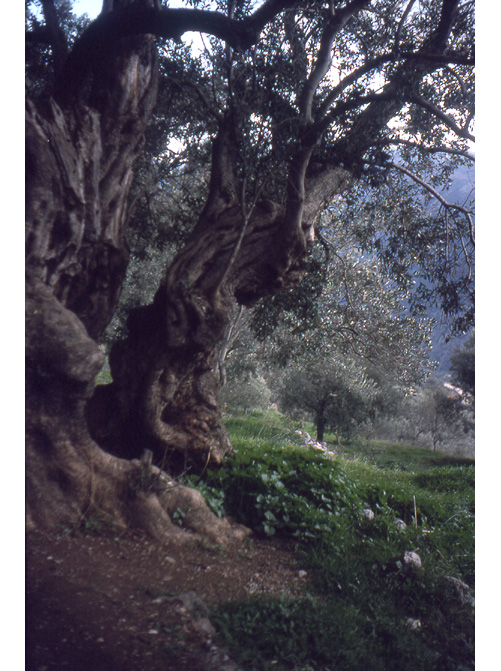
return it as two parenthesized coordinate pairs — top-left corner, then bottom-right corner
(26, 526), (310, 671)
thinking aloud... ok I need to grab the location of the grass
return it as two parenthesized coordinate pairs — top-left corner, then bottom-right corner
(95, 369), (112, 385)
(339, 437), (475, 471)
(183, 409), (475, 671)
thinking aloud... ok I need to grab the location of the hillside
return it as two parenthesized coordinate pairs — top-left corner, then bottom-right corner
(26, 412), (475, 671)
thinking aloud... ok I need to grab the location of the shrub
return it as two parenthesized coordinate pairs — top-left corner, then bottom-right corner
(186, 444), (362, 540)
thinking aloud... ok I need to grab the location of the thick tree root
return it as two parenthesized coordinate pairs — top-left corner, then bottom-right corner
(25, 272), (248, 547)
(129, 484), (251, 546)
(26, 424), (250, 546)
(126, 456), (251, 545)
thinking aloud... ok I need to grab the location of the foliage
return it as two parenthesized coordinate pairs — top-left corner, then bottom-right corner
(332, 164), (475, 336)
(185, 436), (363, 540)
(26, 1), (91, 98)
(219, 373), (272, 415)
(198, 412), (474, 671)
(251, 225), (435, 375)
(278, 356), (378, 442)
(211, 593), (441, 671)
(95, 369), (112, 386)
(262, 251), (434, 441)
(393, 377), (474, 452)
(33, 0), (475, 353)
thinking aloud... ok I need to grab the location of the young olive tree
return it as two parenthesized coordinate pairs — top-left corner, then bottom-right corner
(400, 378), (473, 452)
(279, 356), (378, 442)
(271, 248), (432, 441)
(26, 0), (474, 537)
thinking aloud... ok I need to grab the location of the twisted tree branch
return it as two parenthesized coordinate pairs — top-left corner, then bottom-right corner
(54, 0), (297, 105)
(297, 0), (370, 124)
(390, 161), (475, 245)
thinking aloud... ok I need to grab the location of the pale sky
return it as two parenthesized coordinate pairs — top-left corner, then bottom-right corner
(73, 0), (191, 19)
(73, 0), (103, 18)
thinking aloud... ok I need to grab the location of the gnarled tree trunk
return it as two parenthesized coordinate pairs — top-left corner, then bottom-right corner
(25, 0), (306, 538)
(26, 2), (160, 523)
(24, 0), (361, 538)
(86, 121), (309, 472)
(25, 2), (245, 541)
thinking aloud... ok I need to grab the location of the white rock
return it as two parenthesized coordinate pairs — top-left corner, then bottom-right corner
(405, 617), (422, 630)
(402, 551), (422, 570)
(444, 576), (475, 608)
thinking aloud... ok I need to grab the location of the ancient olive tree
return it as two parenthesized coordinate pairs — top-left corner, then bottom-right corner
(26, 0), (474, 538)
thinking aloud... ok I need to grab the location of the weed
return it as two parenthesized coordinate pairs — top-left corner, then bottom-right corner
(189, 413), (474, 670)
(95, 370), (112, 386)
(172, 506), (187, 526)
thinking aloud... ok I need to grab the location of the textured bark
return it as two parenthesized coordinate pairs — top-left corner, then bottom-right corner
(25, 12), (161, 530)
(86, 156), (354, 473)
(86, 145), (308, 472)
(26, 1), (248, 538)
(25, 0), (306, 533)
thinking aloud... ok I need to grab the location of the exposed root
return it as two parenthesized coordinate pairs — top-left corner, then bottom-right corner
(127, 491), (191, 544)
(128, 457), (251, 545)
(158, 481), (251, 545)
(26, 427), (251, 547)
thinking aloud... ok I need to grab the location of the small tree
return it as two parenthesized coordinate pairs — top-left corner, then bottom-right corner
(279, 357), (377, 443)
(219, 373), (271, 416)
(404, 379), (468, 450)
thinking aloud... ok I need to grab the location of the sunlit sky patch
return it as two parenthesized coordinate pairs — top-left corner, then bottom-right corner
(72, 0), (103, 19)
(72, 1), (205, 20)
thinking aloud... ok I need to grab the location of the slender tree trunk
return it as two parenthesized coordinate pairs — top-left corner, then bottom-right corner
(315, 419), (325, 444)
(315, 403), (327, 443)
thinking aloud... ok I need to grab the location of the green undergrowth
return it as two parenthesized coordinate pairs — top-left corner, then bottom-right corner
(95, 369), (112, 386)
(180, 410), (475, 671)
(339, 437), (475, 471)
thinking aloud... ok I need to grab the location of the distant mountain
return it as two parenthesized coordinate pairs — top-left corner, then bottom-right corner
(425, 162), (475, 373)
(429, 321), (470, 374)
(446, 163), (475, 207)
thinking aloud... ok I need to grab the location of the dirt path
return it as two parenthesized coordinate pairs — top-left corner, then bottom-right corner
(26, 527), (310, 670)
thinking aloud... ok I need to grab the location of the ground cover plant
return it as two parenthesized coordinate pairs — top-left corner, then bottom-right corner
(184, 410), (474, 671)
